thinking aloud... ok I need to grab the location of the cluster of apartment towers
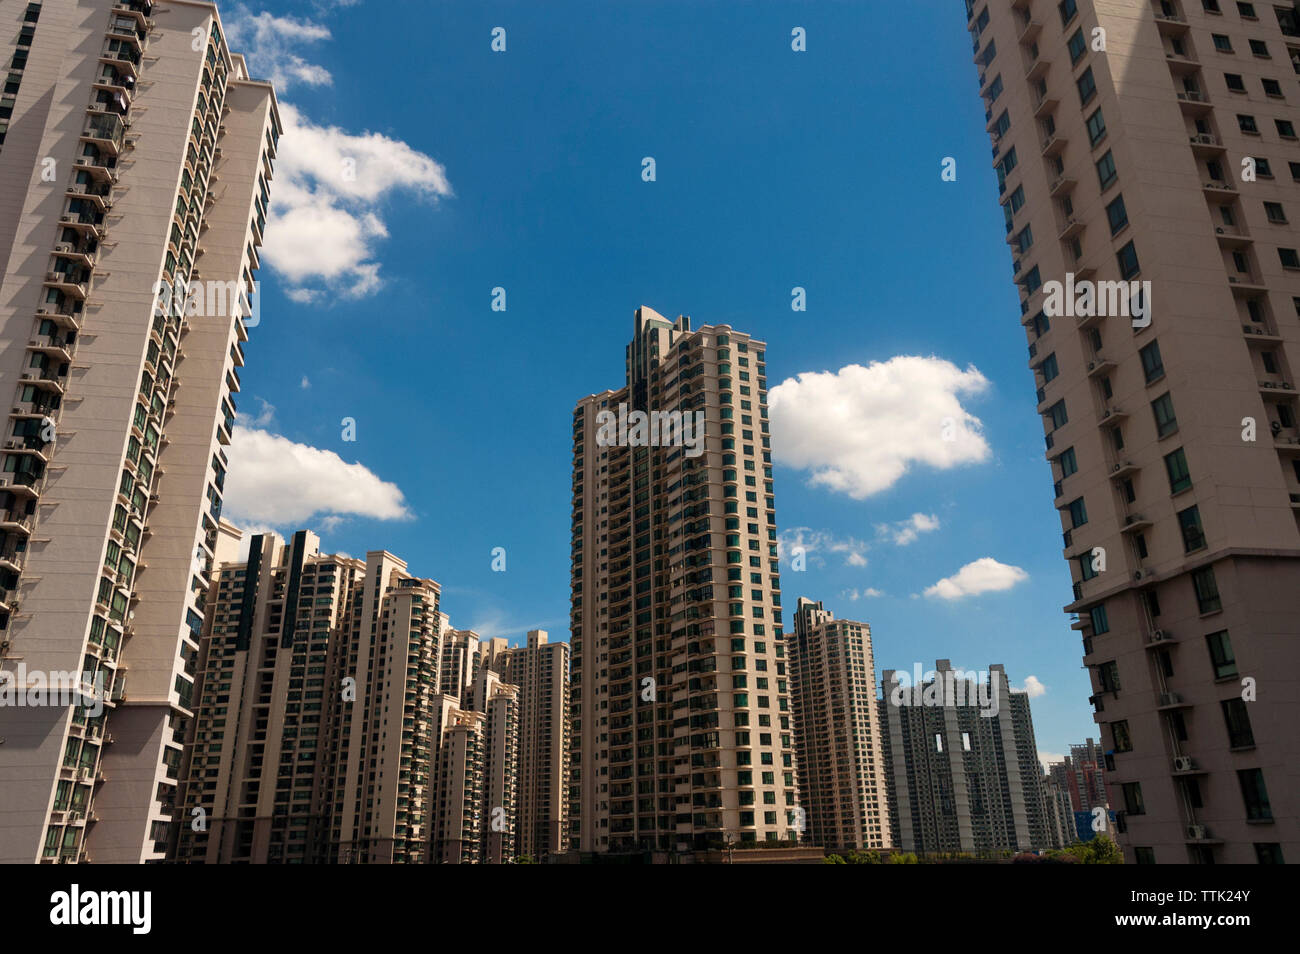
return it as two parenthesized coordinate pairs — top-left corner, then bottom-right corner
(0, 0), (1296, 864)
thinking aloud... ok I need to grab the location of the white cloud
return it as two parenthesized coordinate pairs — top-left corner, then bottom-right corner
(241, 397), (275, 428)
(1039, 752), (1065, 772)
(261, 103), (451, 298)
(224, 427), (411, 527)
(300, 375), (311, 389)
(1018, 675), (1048, 698)
(778, 527), (868, 568)
(225, 10), (335, 91)
(769, 357), (992, 499)
(842, 587), (885, 602)
(923, 557), (1029, 600)
(877, 512), (940, 546)
(226, 8), (453, 299)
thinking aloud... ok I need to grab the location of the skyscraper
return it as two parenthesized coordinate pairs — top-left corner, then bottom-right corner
(879, 661), (1053, 854)
(788, 597), (891, 851)
(0, 0), (278, 863)
(490, 629), (571, 860)
(569, 307), (797, 855)
(966, 0), (1298, 863)
(171, 530), (442, 864)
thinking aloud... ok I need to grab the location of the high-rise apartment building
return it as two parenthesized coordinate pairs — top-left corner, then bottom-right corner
(1049, 737), (1110, 813)
(490, 629), (571, 860)
(569, 307), (797, 855)
(172, 530), (442, 864)
(788, 598), (891, 851)
(0, 0), (278, 863)
(439, 627), (480, 703)
(966, 0), (1297, 863)
(878, 661), (1053, 853)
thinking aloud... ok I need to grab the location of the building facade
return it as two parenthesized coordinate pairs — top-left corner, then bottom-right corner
(0, 0), (278, 863)
(569, 307), (797, 854)
(788, 598), (891, 851)
(965, 0), (1297, 862)
(879, 661), (1053, 853)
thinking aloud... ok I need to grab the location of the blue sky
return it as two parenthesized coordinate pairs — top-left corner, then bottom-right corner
(221, 0), (1094, 762)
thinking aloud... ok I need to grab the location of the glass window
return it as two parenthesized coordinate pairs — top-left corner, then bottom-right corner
(1164, 447), (1192, 493)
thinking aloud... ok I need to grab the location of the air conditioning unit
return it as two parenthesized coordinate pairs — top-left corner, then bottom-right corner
(1186, 824), (1208, 840)
(1173, 756), (1196, 772)
(1151, 629), (1169, 641)
(53, 242), (73, 253)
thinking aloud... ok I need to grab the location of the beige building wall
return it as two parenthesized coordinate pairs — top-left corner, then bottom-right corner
(570, 307), (798, 855)
(968, 0), (1298, 863)
(0, 0), (277, 864)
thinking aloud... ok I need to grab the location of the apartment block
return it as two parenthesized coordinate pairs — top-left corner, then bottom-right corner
(430, 705), (484, 864)
(570, 307), (797, 855)
(439, 627), (479, 704)
(0, 0), (278, 863)
(1041, 770), (1081, 847)
(967, 0), (1298, 862)
(1049, 737), (1111, 813)
(879, 661), (1054, 853)
(788, 598), (891, 851)
(172, 530), (442, 864)
(489, 629), (571, 859)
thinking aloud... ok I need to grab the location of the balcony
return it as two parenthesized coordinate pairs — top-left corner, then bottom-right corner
(28, 334), (76, 363)
(81, 112), (126, 155)
(1242, 324), (1283, 343)
(1227, 275), (1268, 294)
(1258, 379), (1297, 397)
(1214, 225), (1252, 248)
(1119, 512), (1152, 533)
(1058, 216), (1085, 240)
(1049, 174), (1077, 197)
(1176, 89), (1212, 114)
(1155, 12), (1190, 35)
(1202, 180), (1238, 203)
(1018, 20), (1043, 45)
(1188, 132), (1225, 156)
(1033, 92), (1059, 119)
(65, 181), (112, 211)
(98, 44), (140, 79)
(1165, 50), (1199, 75)
(1040, 131), (1067, 157)
(1025, 56), (1050, 82)
(1098, 406), (1128, 425)
(43, 270), (90, 300)
(1109, 459), (1139, 480)
(16, 370), (65, 396)
(0, 510), (35, 535)
(1086, 355), (1116, 377)
(1157, 691), (1190, 710)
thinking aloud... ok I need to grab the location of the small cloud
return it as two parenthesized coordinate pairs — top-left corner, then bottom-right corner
(923, 557), (1029, 600)
(877, 512), (941, 546)
(300, 375), (311, 389)
(1018, 675), (1048, 698)
(842, 587), (885, 602)
(241, 397), (276, 429)
(778, 527), (868, 568)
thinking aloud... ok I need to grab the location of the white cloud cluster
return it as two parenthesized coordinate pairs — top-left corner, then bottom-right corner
(224, 427), (411, 528)
(769, 357), (992, 499)
(877, 512), (940, 546)
(922, 557), (1028, 600)
(842, 587), (885, 601)
(778, 527), (869, 568)
(226, 9), (452, 299)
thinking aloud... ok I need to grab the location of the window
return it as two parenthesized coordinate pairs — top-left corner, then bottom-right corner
(1060, 446), (1078, 477)
(1068, 28), (1087, 63)
(1152, 392), (1178, 438)
(1139, 340), (1165, 383)
(1237, 769), (1273, 821)
(1222, 698), (1255, 747)
(1106, 194), (1128, 234)
(1262, 77), (1283, 97)
(1213, 34), (1234, 52)
(1192, 565), (1222, 613)
(1010, 184), (1026, 213)
(1077, 66), (1097, 106)
(1068, 497), (1088, 528)
(1048, 399), (1068, 429)
(1238, 114), (1259, 134)
(1111, 719), (1132, 751)
(1090, 603), (1109, 634)
(1277, 119), (1297, 138)
(1121, 782), (1145, 815)
(1206, 630), (1238, 677)
(1165, 447), (1193, 493)
(1086, 108), (1107, 145)
(1040, 352), (1059, 382)
(1079, 552), (1099, 580)
(1016, 224), (1034, 253)
(1023, 266), (1042, 294)
(1096, 150), (1118, 189)
(1178, 505), (1206, 552)
(1255, 156), (1273, 177)
(1059, 0), (1078, 26)
(1203, 0), (1221, 10)
(1225, 72), (1246, 91)
(1289, 161), (1300, 180)
(1265, 201), (1288, 223)
(1280, 247), (1300, 269)
(994, 110), (1011, 136)
(1237, 1), (1256, 18)
(1134, 847), (1156, 864)
(1249, 38), (1269, 56)
(1099, 660), (1121, 692)
(1117, 240), (1140, 279)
